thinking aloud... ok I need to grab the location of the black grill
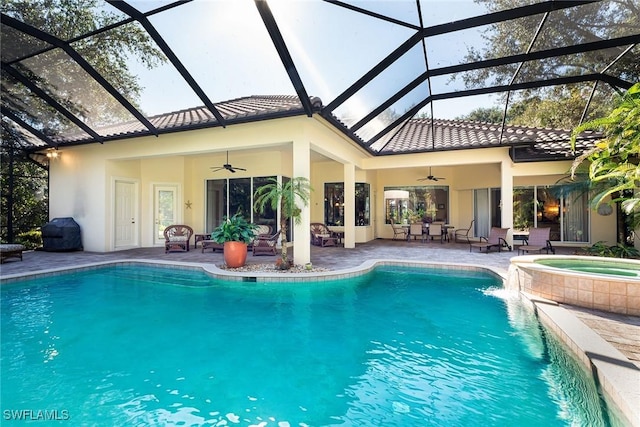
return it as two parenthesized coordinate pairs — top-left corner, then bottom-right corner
(42, 217), (83, 252)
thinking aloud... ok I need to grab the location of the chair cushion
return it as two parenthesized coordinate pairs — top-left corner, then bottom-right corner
(169, 236), (188, 242)
(315, 233), (330, 238)
(0, 244), (25, 252)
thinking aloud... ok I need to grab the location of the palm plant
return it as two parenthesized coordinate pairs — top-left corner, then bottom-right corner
(253, 177), (312, 268)
(570, 82), (640, 237)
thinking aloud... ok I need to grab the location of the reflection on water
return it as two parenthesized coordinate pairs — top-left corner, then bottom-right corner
(487, 287), (614, 427)
(1, 265), (618, 426)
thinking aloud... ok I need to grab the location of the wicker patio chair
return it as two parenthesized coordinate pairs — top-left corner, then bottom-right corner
(310, 223), (338, 247)
(164, 224), (194, 253)
(252, 229), (280, 256)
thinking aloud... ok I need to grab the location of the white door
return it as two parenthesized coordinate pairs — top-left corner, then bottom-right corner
(154, 185), (179, 245)
(114, 180), (138, 249)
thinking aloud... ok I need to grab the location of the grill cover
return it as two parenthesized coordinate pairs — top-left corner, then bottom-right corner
(42, 217), (83, 251)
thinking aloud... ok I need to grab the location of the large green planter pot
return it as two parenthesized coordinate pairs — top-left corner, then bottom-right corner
(223, 241), (248, 268)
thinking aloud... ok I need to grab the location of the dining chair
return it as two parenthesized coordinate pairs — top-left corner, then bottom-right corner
(391, 223), (408, 240)
(427, 223), (443, 243)
(408, 223), (424, 242)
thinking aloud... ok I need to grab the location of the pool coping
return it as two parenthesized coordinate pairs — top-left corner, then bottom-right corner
(1, 258), (638, 426)
(520, 293), (640, 426)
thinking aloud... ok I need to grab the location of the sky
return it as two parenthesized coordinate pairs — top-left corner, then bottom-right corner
(120, 0), (501, 122)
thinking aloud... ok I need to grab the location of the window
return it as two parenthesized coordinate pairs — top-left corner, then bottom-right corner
(384, 186), (449, 224)
(228, 178), (251, 218)
(324, 182), (370, 226)
(355, 183), (370, 226)
(512, 185), (589, 243)
(324, 182), (344, 225)
(252, 176), (276, 228)
(205, 176), (277, 233)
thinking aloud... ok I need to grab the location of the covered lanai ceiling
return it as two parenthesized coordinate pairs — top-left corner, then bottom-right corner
(1, 0), (639, 155)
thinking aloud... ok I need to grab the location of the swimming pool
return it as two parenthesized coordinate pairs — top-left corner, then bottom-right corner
(1, 265), (613, 426)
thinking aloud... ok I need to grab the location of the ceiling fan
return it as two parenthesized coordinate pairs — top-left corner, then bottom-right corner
(418, 167), (445, 182)
(210, 151), (246, 173)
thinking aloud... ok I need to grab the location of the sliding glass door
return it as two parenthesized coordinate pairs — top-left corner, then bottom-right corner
(205, 176), (277, 234)
(473, 188), (501, 238)
(512, 185), (589, 243)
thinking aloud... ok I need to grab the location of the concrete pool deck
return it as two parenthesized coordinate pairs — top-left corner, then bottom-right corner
(1, 239), (639, 425)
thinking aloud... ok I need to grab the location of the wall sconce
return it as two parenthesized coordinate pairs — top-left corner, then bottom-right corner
(46, 148), (59, 159)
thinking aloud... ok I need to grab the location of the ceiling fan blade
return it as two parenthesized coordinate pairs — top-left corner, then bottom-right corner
(211, 152), (246, 173)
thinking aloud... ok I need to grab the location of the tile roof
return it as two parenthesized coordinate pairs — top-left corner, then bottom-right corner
(372, 118), (600, 159)
(52, 95), (320, 145)
(42, 95), (599, 161)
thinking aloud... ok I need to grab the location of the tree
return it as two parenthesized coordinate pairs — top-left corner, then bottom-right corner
(0, 145), (48, 245)
(1, 0), (165, 242)
(570, 82), (640, 242)
(253, 177), (312, 268)
(462, 0), (640, 87)
(456, 106), (503, 123)
(507, 86), (611, 129)
(458, 0), (640, 127)
(2, 0), (165, 126)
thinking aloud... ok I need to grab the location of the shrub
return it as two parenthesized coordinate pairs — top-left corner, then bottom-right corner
(579, 241), (639, 259)
(16, 229), (42, 250)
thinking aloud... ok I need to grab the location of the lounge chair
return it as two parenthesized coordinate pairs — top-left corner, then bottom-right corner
(518, 227), (555, 255)
(0, 244), (25, 263)
(310, 223), (338, 247)
(454, 220), (474, 243)
(164, 224), (194, 253)
(253, 229), (279, 256)
(391, 223), (408, 240)
(470, 227), (511, 253)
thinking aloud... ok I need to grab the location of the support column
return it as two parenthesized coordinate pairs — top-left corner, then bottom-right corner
(344, 163), (356, 248)
(292, 139), (311, 265)
(501, 159), (514, 248)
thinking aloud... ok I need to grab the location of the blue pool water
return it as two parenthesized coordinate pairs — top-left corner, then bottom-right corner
(1, 265), (612, 426)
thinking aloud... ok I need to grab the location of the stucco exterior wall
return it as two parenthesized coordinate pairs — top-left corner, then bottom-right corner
(50, 145), (107, 252)
(48, 115), (618, 253)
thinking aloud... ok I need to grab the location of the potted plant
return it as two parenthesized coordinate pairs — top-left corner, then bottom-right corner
(210, 213), (257, 268)
(254, 177), (312, 270)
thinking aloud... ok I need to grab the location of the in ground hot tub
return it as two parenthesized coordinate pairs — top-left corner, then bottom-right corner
(510, 255), (640, 315)
(535, 258), (640, 278)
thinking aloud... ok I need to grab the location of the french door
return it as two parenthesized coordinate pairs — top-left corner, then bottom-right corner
(154, 184), (180, 246)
